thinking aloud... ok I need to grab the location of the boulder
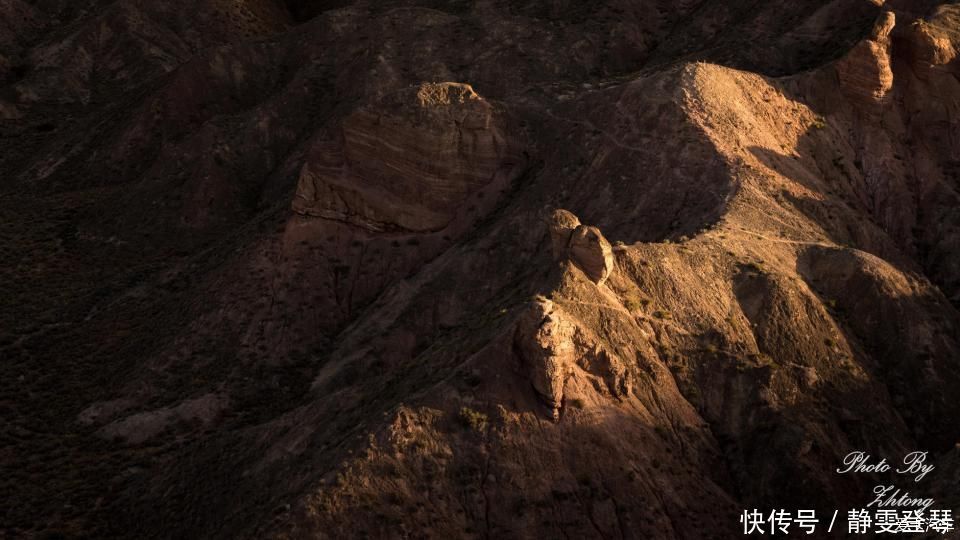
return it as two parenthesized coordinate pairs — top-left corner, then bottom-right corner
(569, 225), (615, 284)
(546, 209), (614, 285)
(547, 209), (582, 258)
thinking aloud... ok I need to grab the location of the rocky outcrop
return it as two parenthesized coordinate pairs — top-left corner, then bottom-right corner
(907, 6), (959, 77)
(99, 393), (228, 445)
(546, 209), (614, 284)
(514, 298), (630, 419)
(293, 82), (525, 232)
(515, 299), (576, 417)
(569, 225), (615, 284)
(836, 11), (895, 109)
(547, 208), (582, 256)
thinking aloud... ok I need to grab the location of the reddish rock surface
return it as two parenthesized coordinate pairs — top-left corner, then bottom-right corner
(293, 82), (525, 232)
(2, 1), (960, 539)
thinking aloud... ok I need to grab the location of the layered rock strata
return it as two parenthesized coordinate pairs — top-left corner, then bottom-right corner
(293, 82), (524, 232)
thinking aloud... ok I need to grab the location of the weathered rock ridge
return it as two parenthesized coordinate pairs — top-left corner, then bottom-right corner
(293, 82), (525, 232)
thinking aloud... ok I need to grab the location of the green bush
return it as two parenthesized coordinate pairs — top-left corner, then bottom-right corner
(623, 291), (643, 311)
(459, 407), (488, 432)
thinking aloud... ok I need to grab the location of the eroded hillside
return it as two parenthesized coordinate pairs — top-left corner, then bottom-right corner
(2, 1), (959, 538)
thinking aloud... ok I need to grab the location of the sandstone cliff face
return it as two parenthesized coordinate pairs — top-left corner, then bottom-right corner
(826, 6), (960, 305)
(908, 4), (960, 73)
(4, 2), (960, 539)
(293, 82), (524, 232)
(836, 11), (896, 110)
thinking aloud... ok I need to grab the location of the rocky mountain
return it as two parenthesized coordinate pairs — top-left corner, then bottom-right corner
(2, 0), (960, 538)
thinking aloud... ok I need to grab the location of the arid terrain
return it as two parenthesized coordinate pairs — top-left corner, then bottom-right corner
(2, 0), (960, 538)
